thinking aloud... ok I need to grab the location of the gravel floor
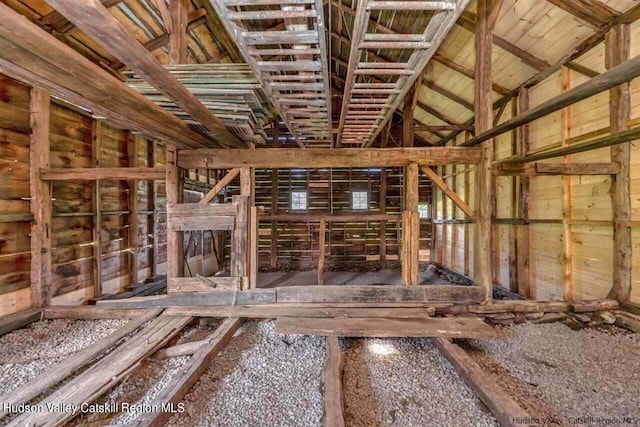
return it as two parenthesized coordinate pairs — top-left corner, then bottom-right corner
(71, 321), (221, 426)
(0, 319), (127, 397)
(465, 323), (640, 423)
(342, 337), (497, 427)
(166, 320), (325, 427)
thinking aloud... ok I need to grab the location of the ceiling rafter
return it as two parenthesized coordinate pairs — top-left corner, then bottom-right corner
(544, 0), (620, 30)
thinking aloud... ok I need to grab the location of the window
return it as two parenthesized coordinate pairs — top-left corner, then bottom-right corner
(352, 191), (368, 210)
(291, 191), (308, 210)
(418, 203), (430, 219)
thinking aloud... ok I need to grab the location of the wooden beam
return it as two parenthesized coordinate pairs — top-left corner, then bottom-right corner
(276, 285), (487, 304)
(128, 133), (140, 286)
(29, 88), (52, 308)
(0, 310), (161, 419)
(8, 315), (191, 426)
(318, 218), (326, 285)
(545, 0), (619, 29)
(0, 4), (210, 149)
(463, 53), (640, 147)
(424, 80), (474, 111)
(45, 0), (242, 147)
(0, 308), (41, 337)
(133, 318), (243, 427)
(91, 121), (103, 298)
(433, 337), (530, 427)
(166, 144), (184, 279)
(164, 305), (436, 319)
(433, 53), (511, 96)
(498, 126), (640, 164)
(474, 0), (495, 302)
(40, 167), (167, 181)
(39, 0), (124, 34)
(421, 166), (474, 219)
(324, 336), (345, 427)
(606, 24), (631, 302)
(275, 317), (497, 339)
(200, 168), (240, 204)
(179, 147), (482, 169)
(402, 163), (420, 286)
(560, 67), (573, 302)
(260, 213), (401, 222)
(494, 162), (620, 176)
(169, 0), (189, 65)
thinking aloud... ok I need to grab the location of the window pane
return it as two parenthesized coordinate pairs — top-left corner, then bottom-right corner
(418, 203), (430, 219)
(291, 191), (307, 210)
(352, 191), (368, 210)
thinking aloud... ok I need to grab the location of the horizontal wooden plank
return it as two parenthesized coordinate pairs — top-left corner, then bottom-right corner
(40, 167), (166, 181)
(167, 203), (238, 217)
(43, 305), (157, 319)
(95, 291), (276, 308)
(168, 276), (241, 292)
(260, 213), (401, 222)
(170, 215), (235, 231)
(179, 147), (482, 169)
(276, 316), (496, 338)
(164, 304), (436, 318)
(0, 308), (41, 336)
(494, 162), (621, 176)
(276, 285), (487, 304)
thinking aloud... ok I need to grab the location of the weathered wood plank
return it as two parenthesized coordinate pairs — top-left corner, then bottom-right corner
(133, 318), (243, 427)
(324, 336), (344, 427)
(167, 277), (240, 292)
(95, 291), (277, 309)
(276, 317), (496, 339)
(43, 305), (157, 319)
(0, 308), (41, 337)
(40, 167), (166, 181)
(164, 305), (436, 318)
(433, 337), (530, 427)
(7, 315), (191, 426)
(0, 309), (161, 419)
(179, 147), (482, 169)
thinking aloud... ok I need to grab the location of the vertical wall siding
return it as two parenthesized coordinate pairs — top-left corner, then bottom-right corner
(0, 75), (31, 316)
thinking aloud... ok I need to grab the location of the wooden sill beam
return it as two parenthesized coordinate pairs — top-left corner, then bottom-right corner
(179, 147), (482, 169)
(259, 213), (401, 222)
(40, 167), (167, 181)
(45, 0), (243, 148)
(0, 4), (210, 149)
(324, 336), (345, 427)
(494, 162), (621, 176)
(498, 126), (640, 164)
(462, 53), (640, 147)
(434, 337), (531, 427)
(420, 165), (475, 219)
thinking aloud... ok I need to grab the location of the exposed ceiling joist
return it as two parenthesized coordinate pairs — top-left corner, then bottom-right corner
(45, 0), (243, 148)
(545, 0), (620, 30)
(0, 2), (210, 148)
(40, 0), (124, 33)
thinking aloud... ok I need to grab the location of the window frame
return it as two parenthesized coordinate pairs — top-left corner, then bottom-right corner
(290, 190), (309, 211)
(418, 203), (430, 219)
(351, 190), (369, 211)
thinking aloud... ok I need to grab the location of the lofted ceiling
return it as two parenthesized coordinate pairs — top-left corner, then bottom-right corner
(3, 0), (639, 148)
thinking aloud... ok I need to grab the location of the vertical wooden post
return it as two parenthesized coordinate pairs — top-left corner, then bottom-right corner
(149, 140), (157, 277)
(508, 100), (518, 293)
(166, 143), (184, 279)
(231, 195), (248, 284)
(474, 0), (495, 303)
(318, 218), (326, 285)
(561, 67), (573, 302)
(270, 121), (279, 270)
(91, 120), (103, 298)
(240, 166), (254, 289)
(403, 85), (415, 148)
(517, 87), (531, 298)
(169, 0), (188, 65)
(606, 24), (631, 301)
(402, 163), (419, 286)
(250, 206), (258, 288)
(379, 122), (390, 269)
(29, 88), (52, 308)
(127, 132), (139, 286)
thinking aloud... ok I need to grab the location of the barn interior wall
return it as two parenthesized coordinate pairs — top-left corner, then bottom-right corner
(0, 74), (168, 315)
(433, 20), (640, 303)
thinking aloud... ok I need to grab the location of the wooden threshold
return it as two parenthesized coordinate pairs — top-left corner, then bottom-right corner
(275, 317), (497, 339)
